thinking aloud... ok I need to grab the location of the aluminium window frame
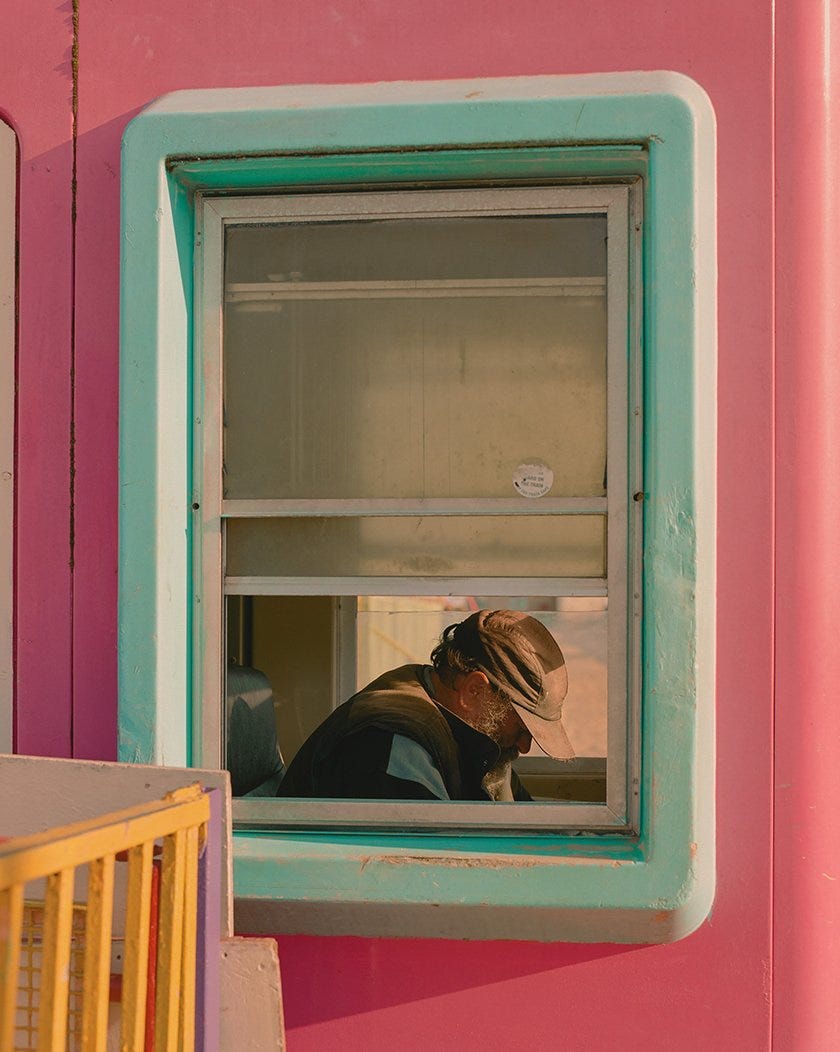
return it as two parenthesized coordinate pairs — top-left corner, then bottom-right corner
(195, 184), (641, 832)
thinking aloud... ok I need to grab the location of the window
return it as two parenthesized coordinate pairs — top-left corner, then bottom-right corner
(197, 185), (640, 830)
(120, 74), (715, 941)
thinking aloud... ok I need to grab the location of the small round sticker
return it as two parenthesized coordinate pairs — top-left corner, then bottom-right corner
(512, 461), (554, 499)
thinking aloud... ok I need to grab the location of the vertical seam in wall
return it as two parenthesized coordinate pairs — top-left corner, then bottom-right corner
(12, 130), (20, 753)
(6, 121), (20, 754)
(769, 0), (776, 1046)
(69, 0), (79, 754)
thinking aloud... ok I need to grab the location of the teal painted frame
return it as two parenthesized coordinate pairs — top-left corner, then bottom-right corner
(119, 73), (716, 942)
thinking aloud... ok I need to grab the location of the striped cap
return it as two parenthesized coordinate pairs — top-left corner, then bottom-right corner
(451, 610), (574, 760)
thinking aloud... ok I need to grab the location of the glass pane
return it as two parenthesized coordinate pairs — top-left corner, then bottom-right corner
(224, 594), (607, 802)
(225, 214), (607, 283)
(226, 595), (336, 774)
(225, 515), (606, 578)
(223, 217), (607, 500)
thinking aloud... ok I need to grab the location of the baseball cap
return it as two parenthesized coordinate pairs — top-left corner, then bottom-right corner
(450, 610), (574, 760)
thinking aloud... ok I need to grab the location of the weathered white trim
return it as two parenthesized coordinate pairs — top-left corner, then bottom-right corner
(221, 498), (608, 517)
(223, 576), (610, 596)
(214, 184), (628, 220)
(219, 938), (285, 1051)
(227, 277), (605, 303)
(139, 71), (713, 119)
(605, 183), (631, 821)
(193, 195), (225, 771)
(234, 796), (626, 832)
(0, 120), (15, 754)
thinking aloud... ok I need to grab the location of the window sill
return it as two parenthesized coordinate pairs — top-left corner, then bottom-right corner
(231, 829), (712, 943)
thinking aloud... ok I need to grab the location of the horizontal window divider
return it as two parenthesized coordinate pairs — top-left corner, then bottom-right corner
(232, 798), (629, 833)
(226, 276), (606, 302)
(220, 497), (608, 517)
(215, 188), (629, 222)
(514, 756), (607, 774)
(223, 575), (608, 597)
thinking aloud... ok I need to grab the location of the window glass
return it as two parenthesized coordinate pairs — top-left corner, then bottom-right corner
(224, 214), (606, 284)
(226, 594), (609, 804)
(209, 186), (631, 823)
(223, 219), (607, 500)
(225, 515), (606, 578)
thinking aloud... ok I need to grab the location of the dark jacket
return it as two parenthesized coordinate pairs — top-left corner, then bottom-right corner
(277, 664), (524, 801)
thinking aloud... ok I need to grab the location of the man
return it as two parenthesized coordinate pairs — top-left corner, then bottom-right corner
(277, 609), (573, 802)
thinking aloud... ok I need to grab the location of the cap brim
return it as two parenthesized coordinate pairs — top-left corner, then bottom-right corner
(515, 704), (575, 761)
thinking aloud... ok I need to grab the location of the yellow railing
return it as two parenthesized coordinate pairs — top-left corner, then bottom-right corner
(0, 784), (210, 1052)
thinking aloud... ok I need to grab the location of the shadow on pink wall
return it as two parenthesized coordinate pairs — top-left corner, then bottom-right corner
(273, 935), (639, 1028)
(65, 113), (146, 762)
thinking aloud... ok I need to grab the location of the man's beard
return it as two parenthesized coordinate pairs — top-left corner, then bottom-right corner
(481, 746), (519, 801)
(472, 691), (521, 800)
(472, 691), (515, 741)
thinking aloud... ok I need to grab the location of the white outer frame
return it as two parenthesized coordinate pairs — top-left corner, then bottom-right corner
(194, 184), (638, 831)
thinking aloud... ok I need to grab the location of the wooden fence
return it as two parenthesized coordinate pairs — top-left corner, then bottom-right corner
(0, 784), (212, 1051)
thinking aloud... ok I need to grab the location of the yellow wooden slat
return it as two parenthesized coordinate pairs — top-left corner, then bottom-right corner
(0, 790), (209, 889)
(0, 784), (204, 862)
(121, 841), (154, 1052)
(0, 882), (24, 1052)
(155, 829), (187, 1052)
(81, 854), (116, 1052)
(0, 785), (209, 1052)
(179, 824), (201, 1052)
(38, 866), (75, 1052)
(163, 785), (204, 806)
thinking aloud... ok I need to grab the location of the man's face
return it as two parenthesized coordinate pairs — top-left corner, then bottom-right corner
(490, 703), (533, 760)
(452, 670), (533, 759)
(469, 684), (533, 760)
(476, 694), (533, 802)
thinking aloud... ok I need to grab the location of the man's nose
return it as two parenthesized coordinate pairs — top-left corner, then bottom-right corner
(516, 726), (533, 755)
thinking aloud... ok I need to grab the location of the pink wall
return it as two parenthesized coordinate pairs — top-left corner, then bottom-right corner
(2, 0), (793, 1047)
(3, 2), (74, 757)
(773, 3), (840, 1048)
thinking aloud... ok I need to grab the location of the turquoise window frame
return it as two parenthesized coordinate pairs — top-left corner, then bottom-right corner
(119, 73), (716, 943)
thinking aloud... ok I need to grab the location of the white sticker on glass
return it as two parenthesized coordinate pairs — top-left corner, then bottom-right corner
(512, 462), (554, 499)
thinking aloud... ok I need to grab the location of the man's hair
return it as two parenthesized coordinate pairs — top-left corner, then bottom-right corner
(431, 610), (523, 696)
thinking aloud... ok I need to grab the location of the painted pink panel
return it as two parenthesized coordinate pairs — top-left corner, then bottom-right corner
(774, 2), (840, 1047)
(274, 925), (763, 1051)
(0, 2), (74, 756)
(68, 0), (774, 1045)
(71, 113), (124, 759)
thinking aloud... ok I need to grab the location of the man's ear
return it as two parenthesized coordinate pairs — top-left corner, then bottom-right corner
(458, 670), (491, 713)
